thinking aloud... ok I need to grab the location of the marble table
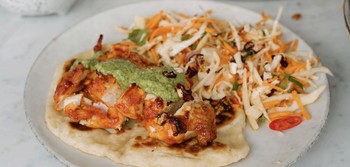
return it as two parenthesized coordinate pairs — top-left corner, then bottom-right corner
(0, 0), (348, 166)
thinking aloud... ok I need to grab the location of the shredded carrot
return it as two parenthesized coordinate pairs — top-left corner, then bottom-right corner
(162, 34), (168, 42)
(267, 77), (278, 83)
(164, 15), (171, 22)
(194, 17), (220, 24)
(222, 41), (237, 54)
(284, 60), (299, 73)
(268, 111), (302, 121)
(149, 28), (160, 41)
(291, 39), (299, 52)
(205, 27), (216, 34)
(293, 84), (305, 94)
(178, 13), (189, 18)
(150, 48), (159, 64)
(292, 90), (311, 120)
(284, 41), (293, 52)
(146, 11), (164, 30)
(206, 10), (213, 15)
(219, 49), (231, 64)
(215, 75), (226, 85)
(185, 47), (191, 53)
(177, 53), (186, 65)
(261, 11), (272, 21)
(191, 21), (204, 29)
(280, 100), (291, 107)
(149, 26), (173, 41)
(276, 40), (286, 52)
(263, 100), (280, 109)
(263, 82), (285, 92)
(295, 62), (307, 72)
(256, 11), (272, 26)
(171, 26), (183, 34)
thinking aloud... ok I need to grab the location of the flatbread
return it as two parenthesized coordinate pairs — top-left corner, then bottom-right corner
(45, 49), (249, 167)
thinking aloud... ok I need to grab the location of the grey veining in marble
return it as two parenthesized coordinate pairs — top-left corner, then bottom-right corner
(0, 0), (349, 166)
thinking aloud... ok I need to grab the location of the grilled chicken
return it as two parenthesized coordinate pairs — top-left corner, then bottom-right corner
(142, 97), (187, 145)
(114, 84), (146, 119)
(54, 39), (217, 146)
(174, 101), (216, 146)
(54, 64), (88, 110)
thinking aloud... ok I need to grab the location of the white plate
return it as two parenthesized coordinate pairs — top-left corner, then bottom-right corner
(24, 1), (330, 167)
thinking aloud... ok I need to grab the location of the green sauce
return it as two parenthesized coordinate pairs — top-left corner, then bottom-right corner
(77, 54), (184, 102)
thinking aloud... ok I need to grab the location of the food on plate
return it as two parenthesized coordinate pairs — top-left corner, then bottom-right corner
(46, 9), (331, 167)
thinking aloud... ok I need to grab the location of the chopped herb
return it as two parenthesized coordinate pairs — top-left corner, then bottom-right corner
(279, 78), (288, 89)
(258, 115), (266, 123)
(242, 50), (254, 58)
(128, 29), (149, 46)
(181, 34), (190, 41)
(232, 80), (239, 91)
(288, 75), (303, 89)
(271, 72), (280, 77)
(70, 51), (104, 71)
(229, 41), (236, 47)
(190, 44), (197, 50)
(284, 73), (303, 89)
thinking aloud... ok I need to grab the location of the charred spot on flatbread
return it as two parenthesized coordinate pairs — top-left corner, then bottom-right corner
(69, 122), (93, 131)
(132, 136), (227, 156)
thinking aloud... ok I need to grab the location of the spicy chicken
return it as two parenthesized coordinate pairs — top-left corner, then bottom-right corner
(53, 35), (219, 146)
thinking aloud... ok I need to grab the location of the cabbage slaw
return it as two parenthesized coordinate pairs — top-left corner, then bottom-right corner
(116, 9), (332, 130)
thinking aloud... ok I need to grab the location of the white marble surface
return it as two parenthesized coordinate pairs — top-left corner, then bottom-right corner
(0, 0), (348, 166)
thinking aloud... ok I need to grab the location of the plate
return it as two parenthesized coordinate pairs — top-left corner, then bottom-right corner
(24, 1), (330, 167)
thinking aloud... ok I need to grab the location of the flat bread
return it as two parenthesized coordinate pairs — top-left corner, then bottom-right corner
(45, 49), (249, 167)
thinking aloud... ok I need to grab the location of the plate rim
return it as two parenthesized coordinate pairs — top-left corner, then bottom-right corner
(23, 1), (331, 167)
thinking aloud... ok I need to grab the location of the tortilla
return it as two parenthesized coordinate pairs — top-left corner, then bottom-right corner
(45, 49), (249, 167)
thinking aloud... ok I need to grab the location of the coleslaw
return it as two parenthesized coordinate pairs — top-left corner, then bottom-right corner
(116, 9), (332, 131)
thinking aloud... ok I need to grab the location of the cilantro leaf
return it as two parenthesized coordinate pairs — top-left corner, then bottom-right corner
(232, 80), (239, 91)
(181, 34), (190, 41)
(128, 29), (149, 46)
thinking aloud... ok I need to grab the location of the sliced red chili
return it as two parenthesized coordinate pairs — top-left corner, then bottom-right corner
(232, 97), (239, 104)
(269, 116), (302, 131)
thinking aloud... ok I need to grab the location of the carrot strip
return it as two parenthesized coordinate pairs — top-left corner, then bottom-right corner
(149, 28), (160, 41)
(177, 53), (186, 65)
(215, 75), (226, 85)
(263, 100), (280, 109)
(291, 39), (299, 51)
(263, 82), (285, 92)
(179, 13), (189, 18)
(146, 11), (163, 30)
(218, 49), (231, 64)
(292, 90), (311, 120)
(150, 48), (159, 64)
(222, 41), (237, 54)
(149, 26), (173, 41)
(205, 27), (216, 34)
(295, 62), (307, 72)
(267, 77), (278, 83)
(256, 11), (272, 26)
(268, 111), (302, 121)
